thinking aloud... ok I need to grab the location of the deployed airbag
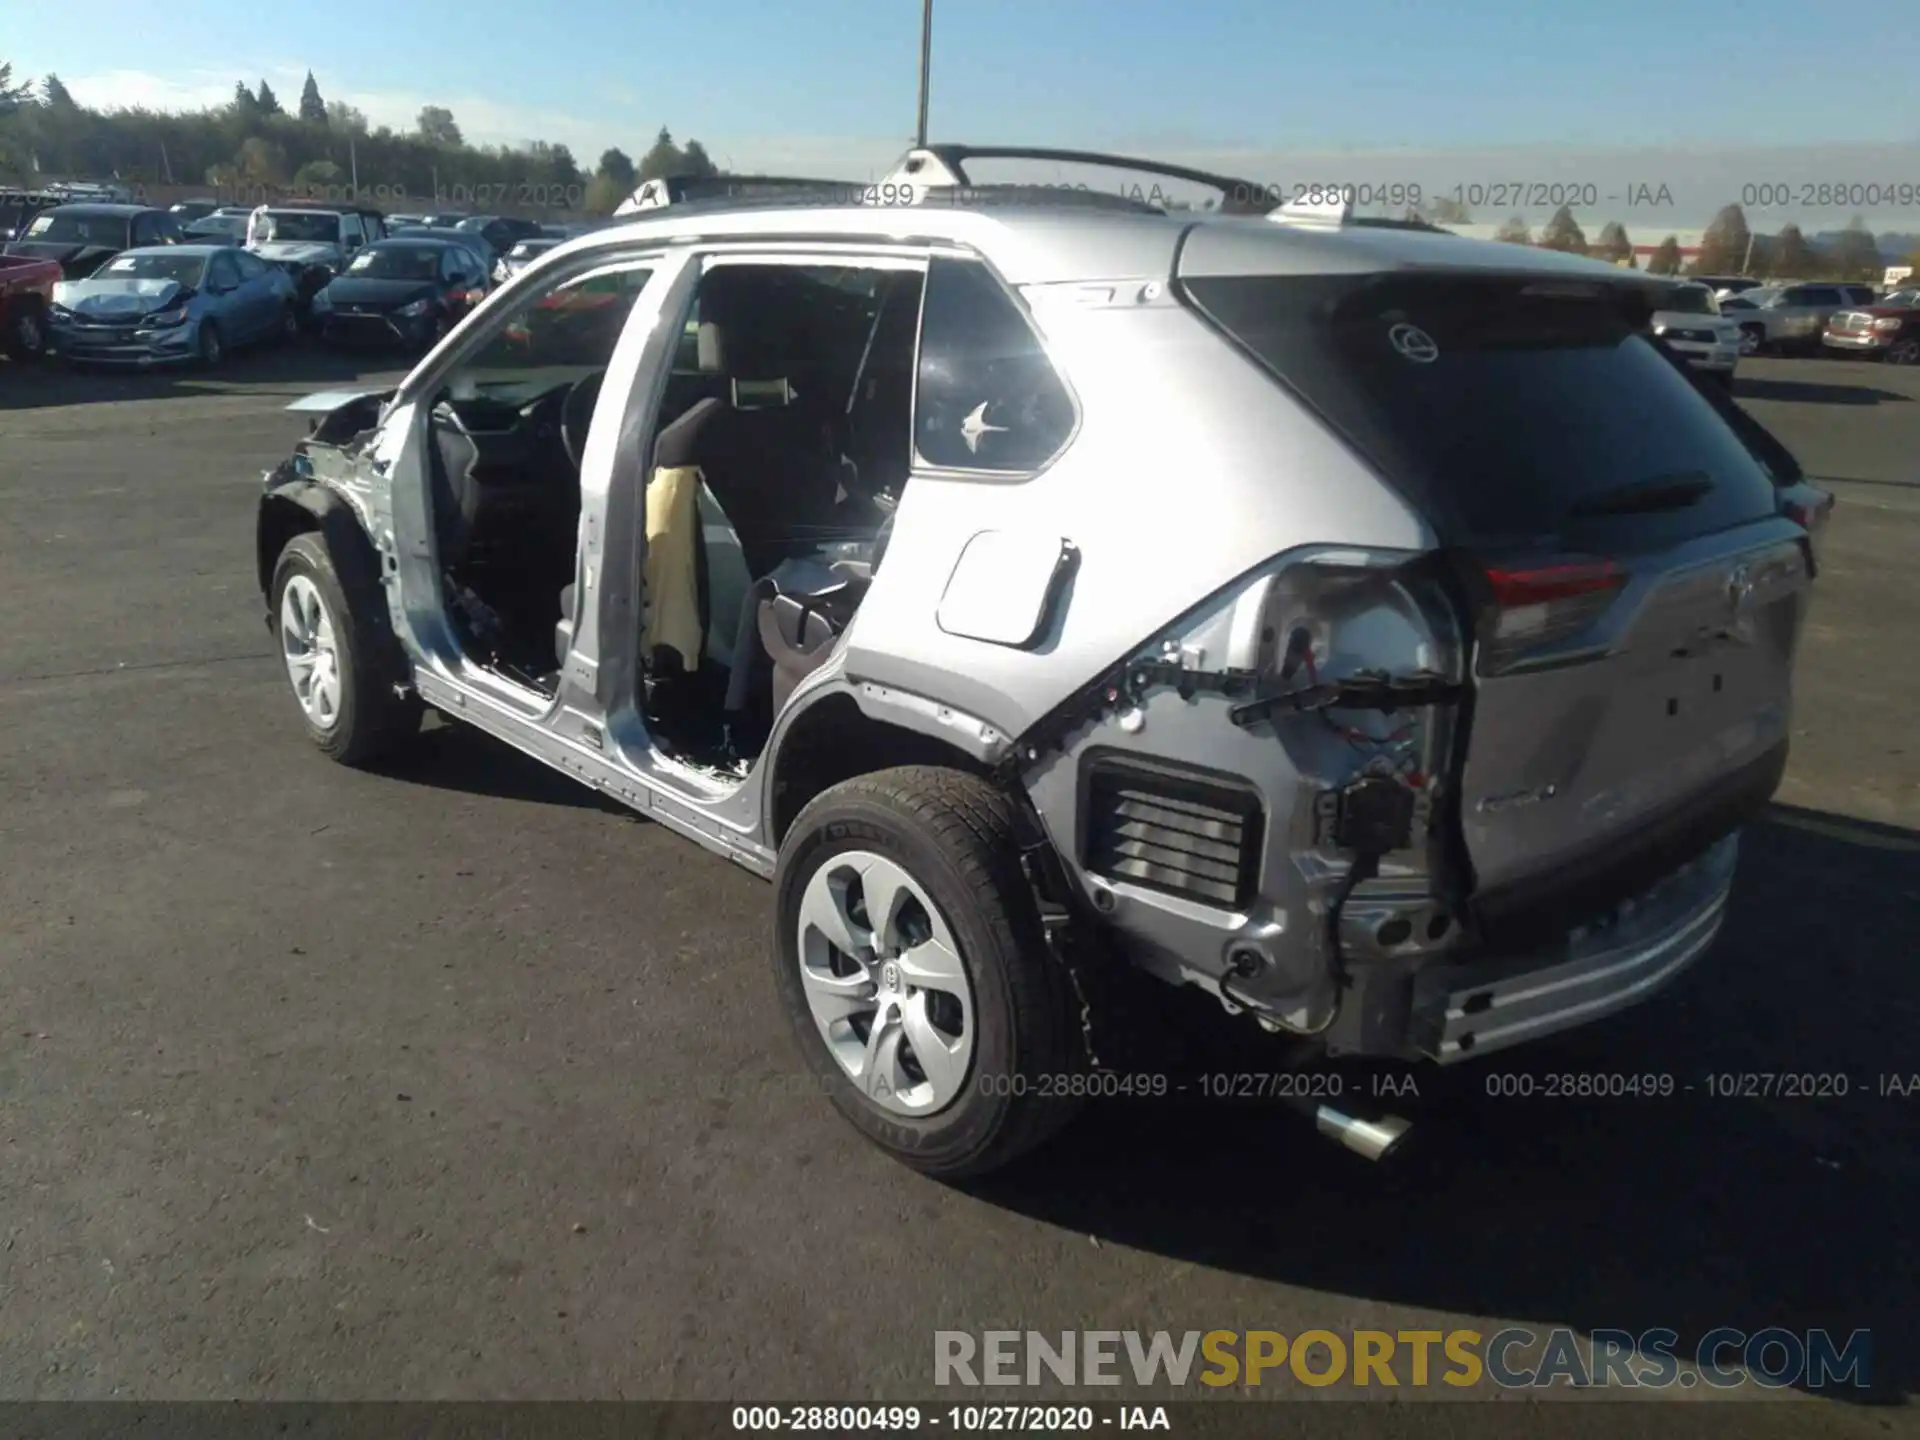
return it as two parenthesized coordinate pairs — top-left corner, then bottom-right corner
(643, 465), (704, 669)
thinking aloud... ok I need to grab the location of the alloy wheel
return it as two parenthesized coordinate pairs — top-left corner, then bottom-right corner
(279, 574), (343, 729)
(795, 850), (976, 1117)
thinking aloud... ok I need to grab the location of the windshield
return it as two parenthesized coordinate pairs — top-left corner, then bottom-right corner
(1882, 290), (1920, 308)
(23, 211), (131, 246)
(1180, 272), (1780, 553)
(187, 216), (248, 238)
(256, 210), (341, 243)
(345, 244), (443, 280)
(1660, 286), (1716, 316)
(1743, 287), (1783, 307)
(509, 240), (559, 260)
(92, 251), (208, 287)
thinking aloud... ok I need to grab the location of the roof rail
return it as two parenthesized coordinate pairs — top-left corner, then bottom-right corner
(879, 144), (1273, 215)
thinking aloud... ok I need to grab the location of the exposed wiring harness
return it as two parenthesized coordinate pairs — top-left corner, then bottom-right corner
(1278, 626), (1422, 760)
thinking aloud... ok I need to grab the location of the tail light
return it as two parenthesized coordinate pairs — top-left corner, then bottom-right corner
(1783, 493), (1834, 531)
(1478, 558), (1627, 672)
(1783, 486), (1835, 568)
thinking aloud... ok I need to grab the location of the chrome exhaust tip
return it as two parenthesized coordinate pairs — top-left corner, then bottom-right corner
(1313, 1106), (1413, 1163)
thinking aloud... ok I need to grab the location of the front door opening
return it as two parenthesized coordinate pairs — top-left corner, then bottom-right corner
(424, 260), (656, 694)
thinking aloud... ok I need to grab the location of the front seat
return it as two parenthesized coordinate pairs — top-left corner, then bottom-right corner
(653, 320), (841, 578)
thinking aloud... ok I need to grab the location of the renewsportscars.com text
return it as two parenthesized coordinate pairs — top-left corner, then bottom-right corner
(934, 1327), (1871, 1390)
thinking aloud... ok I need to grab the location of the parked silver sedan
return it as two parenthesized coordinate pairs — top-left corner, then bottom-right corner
(48, 244), (298, 367)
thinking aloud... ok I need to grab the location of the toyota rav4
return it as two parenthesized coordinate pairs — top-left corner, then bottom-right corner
(254, 145), (1832, 1178)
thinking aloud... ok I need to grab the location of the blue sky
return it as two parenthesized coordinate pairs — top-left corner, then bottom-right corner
(8, 0), (1920, 225)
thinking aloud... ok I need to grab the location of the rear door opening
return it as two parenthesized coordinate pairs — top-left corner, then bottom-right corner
(1178, 265), (1812, 944)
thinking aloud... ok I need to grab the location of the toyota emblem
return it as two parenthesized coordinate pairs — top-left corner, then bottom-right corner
(1388, 323), (1439, 363)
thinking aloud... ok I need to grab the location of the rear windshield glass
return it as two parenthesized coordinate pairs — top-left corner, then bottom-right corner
(25, 211), (131, 245)
(256, 210), (341, 243)
(1178, 273), (1783, 553)
(1659, 286), (1715, 315)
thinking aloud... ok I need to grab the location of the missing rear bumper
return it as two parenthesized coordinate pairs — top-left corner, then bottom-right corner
(1408, 832), (1738, 1062)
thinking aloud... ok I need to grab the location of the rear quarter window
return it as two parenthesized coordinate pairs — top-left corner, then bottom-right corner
(1179, 272), (1783, 554)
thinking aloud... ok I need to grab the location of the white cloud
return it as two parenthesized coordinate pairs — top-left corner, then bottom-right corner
(63, 68), (251, 113)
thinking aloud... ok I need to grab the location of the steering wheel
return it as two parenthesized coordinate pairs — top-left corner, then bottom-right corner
(560, 372), (605, 472)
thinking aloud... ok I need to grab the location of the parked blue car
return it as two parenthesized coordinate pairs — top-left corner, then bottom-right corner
(48, 243), (299, 367)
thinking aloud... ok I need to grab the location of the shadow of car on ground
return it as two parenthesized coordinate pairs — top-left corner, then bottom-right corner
(0, 343), (409, 412)
(967, 804), (1919, 1405)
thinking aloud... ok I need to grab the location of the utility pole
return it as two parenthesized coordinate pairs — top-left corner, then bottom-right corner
(1741, 231), (1755, 276)
(915, 0), (933, 147)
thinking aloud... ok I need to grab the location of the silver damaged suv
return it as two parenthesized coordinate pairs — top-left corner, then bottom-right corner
(255, 145), (1835, 1177)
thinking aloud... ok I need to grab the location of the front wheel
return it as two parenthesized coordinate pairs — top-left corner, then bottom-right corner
(196, 319), (224, 368)
(772, 767), (1087, 1178)
(270, 533), (422, 765)
(1738, 325), (1765, 356)
(1887, 337), (1920, 366)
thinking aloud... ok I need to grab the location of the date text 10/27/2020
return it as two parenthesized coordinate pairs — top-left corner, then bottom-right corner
(133, 180), (591, 211)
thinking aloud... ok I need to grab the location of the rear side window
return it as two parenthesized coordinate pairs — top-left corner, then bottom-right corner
(913, 256), (1075, 474)
(1179, 273), (1782, 553)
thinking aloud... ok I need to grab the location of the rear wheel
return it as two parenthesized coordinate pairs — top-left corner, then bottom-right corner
(772, 767), (1086, 1178)
(5, 299), (48, 360)
(270, 533), (423, 765)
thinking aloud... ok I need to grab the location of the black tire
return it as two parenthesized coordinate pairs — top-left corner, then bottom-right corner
(196, 319), (223, 368)
(276, 303), (301, 345)
(269, 532), (423, 766)
(1739, 324), (1766, 357)
(772, 766), (1086, 1179)
(1888, 337), (1920, 366)
(5, 298), (48, 360)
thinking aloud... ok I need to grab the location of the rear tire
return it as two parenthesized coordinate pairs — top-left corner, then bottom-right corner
(5, 298), (48, 360)
(772, 766), (1086, 1179)
(270, 533), (422, 766)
